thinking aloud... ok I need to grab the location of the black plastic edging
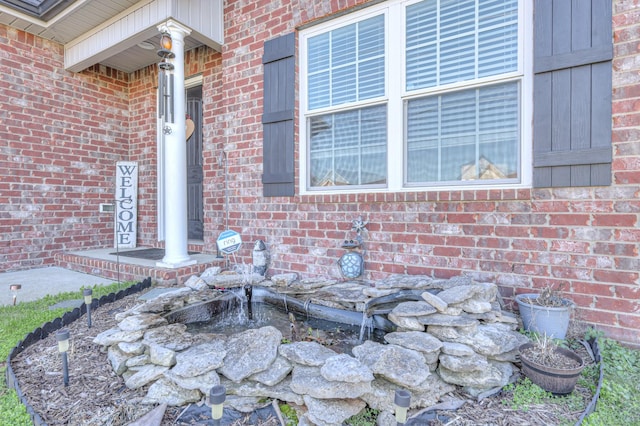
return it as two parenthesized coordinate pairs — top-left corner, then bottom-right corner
(6, 278), (603, 425)
(4, 278), (152, 426)
(576, 337), (604, 425)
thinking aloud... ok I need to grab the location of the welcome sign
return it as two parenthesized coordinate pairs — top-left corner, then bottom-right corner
(115, 161), (138, 248)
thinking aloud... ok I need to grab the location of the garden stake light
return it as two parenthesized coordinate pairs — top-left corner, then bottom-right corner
(56, 329), (70, 386)
(394, 389), (411, 425)
(209, 385), (226, 425)
(83, 288), (93, 328)
(10, 284), (21, 305)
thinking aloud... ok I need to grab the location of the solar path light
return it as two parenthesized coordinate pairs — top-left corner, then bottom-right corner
(394, 389), (411, 425)
(83, 288), (93, 328)
(210, 385), (226, 425)
(56, 329), (70, 386)
(10, 284), (21, 305)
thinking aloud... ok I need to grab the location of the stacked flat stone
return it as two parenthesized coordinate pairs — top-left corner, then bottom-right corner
(93, 270), (528, 425)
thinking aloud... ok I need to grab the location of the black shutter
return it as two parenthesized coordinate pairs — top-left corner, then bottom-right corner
(533, 0), (613, 187)
(262, 32), (295, 197)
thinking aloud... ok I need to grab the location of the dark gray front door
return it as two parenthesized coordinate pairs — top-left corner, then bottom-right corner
(186, 85), (203, 240)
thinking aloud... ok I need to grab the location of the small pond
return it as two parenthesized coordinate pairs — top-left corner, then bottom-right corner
(168, 286), (387, 353)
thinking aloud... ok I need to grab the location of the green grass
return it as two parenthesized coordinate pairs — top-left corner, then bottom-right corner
(503, 332), (640, 426)
(0, 281), (133, 426)
(582, 337), (640, 426)
(345, 407), (380, 425)
(502, 377), (556, 411)
(278, 403), (298, 426)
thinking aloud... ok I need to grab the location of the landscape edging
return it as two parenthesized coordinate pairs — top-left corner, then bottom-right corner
(4, 277), (603, 425)
(4, 278), (152, 426)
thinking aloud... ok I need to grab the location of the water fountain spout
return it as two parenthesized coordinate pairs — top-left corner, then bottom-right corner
(244, 284), (253, 320)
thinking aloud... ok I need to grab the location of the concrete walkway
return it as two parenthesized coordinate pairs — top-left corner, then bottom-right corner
(0, 267), (116, 306)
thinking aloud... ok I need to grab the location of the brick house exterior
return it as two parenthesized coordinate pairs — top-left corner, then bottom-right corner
(1, 0), (639, 347)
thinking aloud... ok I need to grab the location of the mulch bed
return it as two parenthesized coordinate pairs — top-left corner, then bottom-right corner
(9, 290), (597, 425)
(10, 294), (184, 425)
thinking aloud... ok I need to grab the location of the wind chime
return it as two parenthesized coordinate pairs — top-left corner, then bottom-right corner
(157, 30), (195, 141)
(157, 31), (175, 129)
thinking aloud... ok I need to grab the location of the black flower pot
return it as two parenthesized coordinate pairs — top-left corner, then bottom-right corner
(518, 343), (585, 395)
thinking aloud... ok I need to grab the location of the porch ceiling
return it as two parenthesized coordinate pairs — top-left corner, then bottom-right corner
(0, 0), (223, 73)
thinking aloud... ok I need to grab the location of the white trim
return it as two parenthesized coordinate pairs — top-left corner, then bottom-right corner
(519, 0), (533, 187)
(387, 4), (403, 190)
(185, 74), (203, 88)
(0, 0), (94, 27)
(299, 0), (533, 195)
(299, 3), (390, 193)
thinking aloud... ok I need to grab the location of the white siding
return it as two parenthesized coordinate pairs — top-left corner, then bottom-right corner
(64, 0), (222, 73)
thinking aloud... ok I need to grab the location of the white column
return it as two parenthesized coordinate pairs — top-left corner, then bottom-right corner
(157, 20), (196, 268)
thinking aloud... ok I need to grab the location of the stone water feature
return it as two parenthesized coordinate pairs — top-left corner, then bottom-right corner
(93, 269), (530, 425)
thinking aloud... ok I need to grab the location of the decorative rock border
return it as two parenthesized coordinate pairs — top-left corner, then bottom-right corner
(88, 271), (537, 424)
(5, 274), (603, 425)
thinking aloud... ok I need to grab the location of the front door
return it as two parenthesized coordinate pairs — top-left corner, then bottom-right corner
(186, 85), (203, 240)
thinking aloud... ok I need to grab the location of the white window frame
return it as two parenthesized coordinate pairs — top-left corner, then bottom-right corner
(299, 0), (532, 194)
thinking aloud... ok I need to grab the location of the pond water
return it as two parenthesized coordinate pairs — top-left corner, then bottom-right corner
(184, 290), (386, 353)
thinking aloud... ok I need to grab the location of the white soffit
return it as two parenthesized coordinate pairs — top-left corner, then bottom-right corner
(64, 0), (223, 73)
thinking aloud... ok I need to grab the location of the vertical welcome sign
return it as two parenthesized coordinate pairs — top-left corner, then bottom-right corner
(115, 161), (138, 248)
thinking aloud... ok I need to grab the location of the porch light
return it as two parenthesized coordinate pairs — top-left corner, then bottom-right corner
(158, 31), (175, 58)
(83, 288), (93, 328)
(9, 284), (21, 306)
(209, 385), (226, 424)
(56, 329), (70, 386)
(394, 389), (411, 425)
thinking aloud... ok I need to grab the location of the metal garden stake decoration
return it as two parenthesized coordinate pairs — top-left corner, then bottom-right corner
(338, 216), (368, 279)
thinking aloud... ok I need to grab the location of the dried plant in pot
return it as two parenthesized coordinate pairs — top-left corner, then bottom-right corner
(515, 284), (574, 339)
(518, 334), (585, 395)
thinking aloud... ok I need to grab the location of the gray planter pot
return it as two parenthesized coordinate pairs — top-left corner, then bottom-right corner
(515, 293), (573, 339)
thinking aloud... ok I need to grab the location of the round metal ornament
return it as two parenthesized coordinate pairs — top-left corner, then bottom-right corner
(338, 251), (364, 279)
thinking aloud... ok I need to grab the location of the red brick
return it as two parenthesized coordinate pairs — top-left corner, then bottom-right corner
(618, 313), (640, 330)
(594, 242), (638, 257)
(432, 246), (461, 257)
(595, 296), (639, 312)
(576, 308), (619, 325)
(570, 280), (615, 297)
(594, 269), (639, 285)
(550, 240), (591, 254)
(549, 214), (590, 226)
(614, 285), (640, 299)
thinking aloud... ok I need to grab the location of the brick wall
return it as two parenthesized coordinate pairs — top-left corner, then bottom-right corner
(0, 24), (130, 271)
(127, 46), (223, 249)
(128, 66), (158, 247)
(1, 0), (638, 347)
(209, 0), (640, 346)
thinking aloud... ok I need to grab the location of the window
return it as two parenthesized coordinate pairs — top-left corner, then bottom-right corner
(306, 15), (387, 187)
(300, 0), (531, 192)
